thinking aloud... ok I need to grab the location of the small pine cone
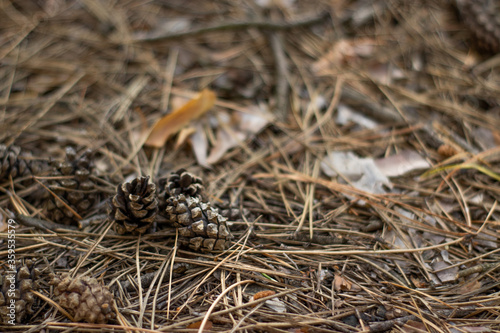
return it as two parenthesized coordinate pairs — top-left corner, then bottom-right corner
(0, 259), (41, 324)
(49, 273), (115, 324)
(109, 176), (158, 234)
(43, 147), (98, 225)
(457, 0), (500, 53)
(165, 194), (230, 252)
(158, 169), (206, 215)
(0, 145), (46, 183)
(164, 168), (205, 199)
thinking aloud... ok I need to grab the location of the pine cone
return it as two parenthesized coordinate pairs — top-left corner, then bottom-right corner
(457, 0), (500, 52)
(0, 259), (40, 324)
(50, 273), (115, 324)
(164, 168), (205, 199)
(0, 145), (46, 183)
(109, 176), (158, 235)
(158, 169), (206, 215)
(43, 147), (98, 225)
(165, 194), (230, 252)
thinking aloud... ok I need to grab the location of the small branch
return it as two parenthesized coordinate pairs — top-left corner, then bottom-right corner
(369, 306), (486, 332)
(133, 12), (329, 42)
(17, 214), (78, 231)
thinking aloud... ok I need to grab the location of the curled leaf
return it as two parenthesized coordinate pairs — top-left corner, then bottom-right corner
(145, 89), (216, 148)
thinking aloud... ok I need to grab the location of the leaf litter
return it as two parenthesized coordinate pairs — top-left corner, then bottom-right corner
(0, 0), (500, 332)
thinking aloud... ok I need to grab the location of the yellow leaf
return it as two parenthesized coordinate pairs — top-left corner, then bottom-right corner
(145, 89), (216, 148)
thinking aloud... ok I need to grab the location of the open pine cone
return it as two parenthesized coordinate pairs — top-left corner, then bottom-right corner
(50, 273), (115, 324)
(456, 0), (500, 52)
(165, 194), (230, 252)
(0, 145), (46, 183)
(43, 147), (98, 225)
(109, 176), (158, 235)
(163, 168), (205, 199)
(0, 259), (41, 324)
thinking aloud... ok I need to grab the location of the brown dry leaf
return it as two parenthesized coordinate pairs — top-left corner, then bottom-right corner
(456, 279), (482, 295)
(401, 320), (428, 333)
(288, 328), (309, 333)
(333, 273), (352, 291)
(206, 126), (246, 165)
(145, 89), (216, 148)
(174, 126), (197, 150)
(374, 150), (430, 177)
(190, 123), (209, 167)
(410, 276), (427, 289)
(187, 320), (212, 331)
(205, 104), (270, 165)
(311, 38), (379, 75)
(250, 290), (276, 302)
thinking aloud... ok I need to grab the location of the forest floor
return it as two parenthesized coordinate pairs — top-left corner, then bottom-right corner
(1, 0), (500, 332)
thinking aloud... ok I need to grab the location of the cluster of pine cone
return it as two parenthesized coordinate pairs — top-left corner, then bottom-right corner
(0, 145), (99, 226)
(0, 145), (231, 253)
(109, 169), (231, 253)
(0, 260), (115, 325)
(0, 145), (232, 325)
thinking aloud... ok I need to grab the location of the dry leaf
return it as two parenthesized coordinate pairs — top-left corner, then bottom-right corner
(250, 290), (276, 302)
(190, 123), (209, 167)
(333, 273), (352, 291)
(249, 290), (285, 312)
(265, 298), (287, 313)
(401, 320), (428, 333)
(206, 127), (246, 165)
(145, 89), (216, 148)
(410, 276), (427, 289)
(336, 104), (378, 129)
(456, 279), (482, 295)
(374, 150), (430, 177)
(204, 104), (270, 165)
(321, 151), (392, 194)
(432, 260), (458, 283)
(288, 328), (309, 333)
(311, 38), (378, 75)
(175, 126), (197, 150)
(187, 319), (212, 331)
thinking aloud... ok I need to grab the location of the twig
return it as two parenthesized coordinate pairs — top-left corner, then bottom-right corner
(369, 306), (485, 332)
(78, 214), (108, 229)
(133, 12), (329, 42)
(17, 214), (78, 231)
